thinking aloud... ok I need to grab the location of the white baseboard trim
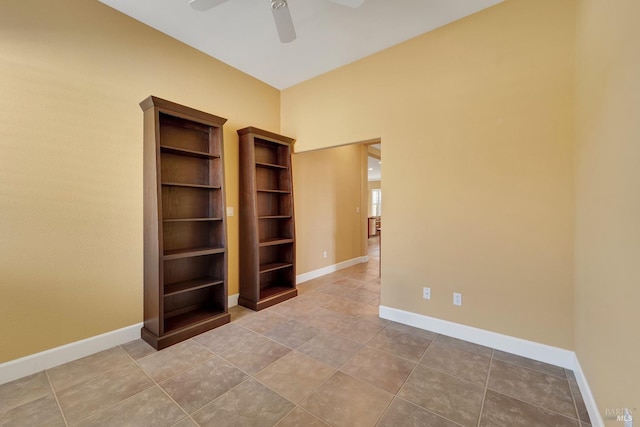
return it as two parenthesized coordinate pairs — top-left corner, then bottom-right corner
(379, 305), (604, 426)
(296, 256), (368, 284)
(228, 293), (239, 308)
(379, 305), (575, 368)
(572, 357), (605, 427)
(0, 323), (143, 386)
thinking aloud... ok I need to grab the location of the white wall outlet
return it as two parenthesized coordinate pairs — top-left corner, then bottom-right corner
(323, 250), (327, 259)
(422, 287), (431, 300)
(356, 207), (360, 213)
(453, 292), (462, 306)
(226, 207), (234, 217)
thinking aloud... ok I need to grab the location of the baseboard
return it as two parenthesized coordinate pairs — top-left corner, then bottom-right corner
(0, 323), (143, 386)
(2, 294), (244, 386)
(379, 305), (576, 368)
(296, 256), (368, 284)
(228, 293), (239, 308)
(572, 357), (605, 427)
(379, 305), (605, 425)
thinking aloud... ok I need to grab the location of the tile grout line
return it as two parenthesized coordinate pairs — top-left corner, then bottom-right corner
(565, 368), (585, 425)
(390, 395), (467, 427)
(44, 369), (70, 427)
(371, 335), (430, 427)
(491, 355), (568, 380)
(139, 339), (219, 385)
(486, 386), (581, 422)
(46, 349), (159, 426)
(372, 394), (395, 427)
(122, 343), (200, 427)
(476, 348), (494, 427)
(271, 405), (298, 427)
(186, 377), (255, 423)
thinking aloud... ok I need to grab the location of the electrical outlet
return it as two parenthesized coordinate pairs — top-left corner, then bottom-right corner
(453, 292), (462, 306)
(323, 250), (327, 259)
(422, 287), (431, 300)
(226, 207), (234, 217)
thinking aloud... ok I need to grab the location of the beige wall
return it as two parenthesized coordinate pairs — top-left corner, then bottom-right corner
(0, 0), (280, 362)
(282, 0), (576, 349)
(575, 0), (640, 422)
(293, 144), (367, 274)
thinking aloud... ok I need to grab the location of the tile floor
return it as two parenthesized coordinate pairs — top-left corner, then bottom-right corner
(1, 237), (592, 427)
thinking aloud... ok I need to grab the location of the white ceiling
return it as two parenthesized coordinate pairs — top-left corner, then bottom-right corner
(99, 0), (502, 89)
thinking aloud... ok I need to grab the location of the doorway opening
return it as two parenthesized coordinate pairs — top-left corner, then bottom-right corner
(366, 143), (382, 275)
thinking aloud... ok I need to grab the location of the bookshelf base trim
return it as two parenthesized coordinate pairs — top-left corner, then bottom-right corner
(238, 288), (298, 311)
(141, 312), (230, 350)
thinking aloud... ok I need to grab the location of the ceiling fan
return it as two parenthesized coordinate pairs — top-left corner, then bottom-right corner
(189, 0), (366, 43)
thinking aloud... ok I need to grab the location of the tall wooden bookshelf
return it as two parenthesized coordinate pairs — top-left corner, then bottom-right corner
(140, 96), (230, 349)
(237, 127), (297, 311)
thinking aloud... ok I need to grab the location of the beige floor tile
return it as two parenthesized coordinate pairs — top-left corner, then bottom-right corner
(121, 339), (156, 361)
(229, 305), (254, 322)
(56, 362), (154, 425)
(367, 295), (380, 306)
(344, 287), (380, 305)
(0, 394), (65, 427)
(357, 279), (381, 294)
(160, 355), (247, 413)
(315, 283), (361, 300)
(353, 303), (389, 325)
(335, 317), (386, 344)
(432, 335), (493, 357)
(480, 389), (579, 427)
(330, 277), (367, 289)
(75, 386), (186, 427)
(378, 397), (460, 427)
(314, 293), (362, 316)
(398, 365), (484, 427)
(385, 321), (437, 340)
(192, 378), (294, 427)
(297, 332), (363, 368)
(255, 351), (335, 404)
(137, 340), (214, 383)
(340, 347), (416, 394)
(493, 349), (566, 378)
(566, 369), (592, 425)
(47, 347), (132, 392)
(192, 323), (259, 354)
(219, 335), (291, 374)
(301, 371), (393, 427)
(0, 371), (52, 416)
(292, 305), (352, 333)
(367, 328), (432, 362)
(235, 310), (288, 333)
(265, 296), (316, 317)
(171, 417), (198, 427)
(263, 319), (321, 348)
(275, 407), (330, 427)
(420, 340), (491, 385)
(488, 360), (576, 418)
(5, 251), (590, 427)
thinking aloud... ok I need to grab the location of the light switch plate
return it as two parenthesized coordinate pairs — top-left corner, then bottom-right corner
(226, 207), (234, 217)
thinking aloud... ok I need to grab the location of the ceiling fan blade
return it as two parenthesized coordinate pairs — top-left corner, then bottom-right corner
(271, 4), (296, 43)
(189, 0), (231, 12)
(327, 0), (365, 8)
